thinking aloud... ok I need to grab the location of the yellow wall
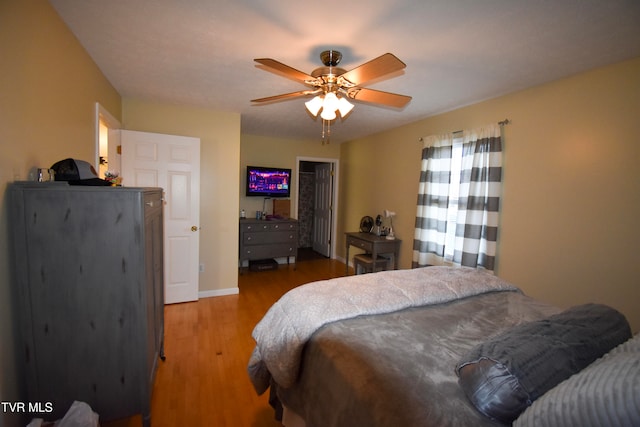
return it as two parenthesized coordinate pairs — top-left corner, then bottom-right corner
(0, 0), (121, 423)
(122, 99), (241, 295)
(339, 57), (640, 332)
(2, 1), (638, 422)
(240, 134), (341, 218)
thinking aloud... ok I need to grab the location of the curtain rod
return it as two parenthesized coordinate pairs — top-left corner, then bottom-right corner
(419, 118), (511, 142)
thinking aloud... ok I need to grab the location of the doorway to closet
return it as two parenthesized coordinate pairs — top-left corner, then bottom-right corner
(296, 157), (339, 260)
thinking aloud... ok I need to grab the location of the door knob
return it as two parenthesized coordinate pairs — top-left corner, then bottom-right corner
(191, 226), (199, 232)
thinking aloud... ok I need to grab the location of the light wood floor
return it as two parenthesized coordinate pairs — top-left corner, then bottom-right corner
(103, 256), (349, 427)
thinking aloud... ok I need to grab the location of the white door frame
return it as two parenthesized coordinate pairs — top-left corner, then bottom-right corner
(295, 156), (339, 259)
(94, 102), (121, 171)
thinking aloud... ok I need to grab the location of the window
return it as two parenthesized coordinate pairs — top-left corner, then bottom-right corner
(414, 123), (503, 271)
(443, 136), (463, 261)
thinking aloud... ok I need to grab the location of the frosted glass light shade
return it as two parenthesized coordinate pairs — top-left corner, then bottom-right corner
(337, 97), (354, 117)
(322, 92), (339, 112)
(305, 96), (323, 116)
(306, 92), (354, 121)
(320, 108), (337, 121)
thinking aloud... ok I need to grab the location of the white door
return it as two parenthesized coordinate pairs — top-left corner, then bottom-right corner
(312, 163), (333, 257)
(120, 130), (200, 304)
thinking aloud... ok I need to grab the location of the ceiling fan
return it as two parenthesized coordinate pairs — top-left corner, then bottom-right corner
(251, 50), (411, 142)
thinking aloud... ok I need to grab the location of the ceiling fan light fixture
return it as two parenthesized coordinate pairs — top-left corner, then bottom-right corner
(305, 95), (323, 116)
(253, 50), (410, 143)
(320, 107), (337, 121)
(337, 96), (354, 117)
(322, 92), (339, 112)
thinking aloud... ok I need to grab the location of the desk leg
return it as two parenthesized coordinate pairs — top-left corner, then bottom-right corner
(372, 248), (378, 273)
(394, 249), (399, 269)
(345, 243), (350, 275)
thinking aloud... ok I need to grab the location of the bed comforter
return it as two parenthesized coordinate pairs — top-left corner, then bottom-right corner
(276, 289), (560, 427)
(248, 266), (521, 394)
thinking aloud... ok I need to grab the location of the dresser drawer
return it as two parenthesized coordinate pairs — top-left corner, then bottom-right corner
(241, 243), (297, 260)
(243, 230), (297, 245)
(240, 221), (298, 233)
(143, 190), (163, 219)
(346, 235), (373, 253)
(270, 221), (297, 231)
(240, 222), (271, 232)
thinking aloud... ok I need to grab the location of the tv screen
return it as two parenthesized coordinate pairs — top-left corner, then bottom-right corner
(246, 166), (291, 198)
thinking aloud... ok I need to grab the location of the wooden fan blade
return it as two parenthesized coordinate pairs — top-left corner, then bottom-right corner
(251, 91), (311, 103)
(254, 58), (316, 83)
(339, 53), (406, 86)
(347, 87), (412, 108)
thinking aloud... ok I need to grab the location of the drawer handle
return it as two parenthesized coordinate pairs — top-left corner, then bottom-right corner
(274, 225), (279, 229)
(247, 236), (252, 241)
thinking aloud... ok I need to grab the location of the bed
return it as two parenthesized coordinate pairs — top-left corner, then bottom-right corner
(248, 266), (637, 427)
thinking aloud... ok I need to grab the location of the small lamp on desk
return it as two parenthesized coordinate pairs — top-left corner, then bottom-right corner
(384, 210), (396, 240)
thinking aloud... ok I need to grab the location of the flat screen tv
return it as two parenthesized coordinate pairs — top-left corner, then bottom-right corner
(246, 166), (291, 198)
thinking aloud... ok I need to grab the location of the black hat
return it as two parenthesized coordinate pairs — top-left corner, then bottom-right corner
(51, 158), (111, 186)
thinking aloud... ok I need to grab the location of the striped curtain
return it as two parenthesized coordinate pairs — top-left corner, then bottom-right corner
(413, 123), (503, 271)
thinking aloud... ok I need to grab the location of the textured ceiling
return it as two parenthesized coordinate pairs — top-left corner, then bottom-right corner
(49, 0), (640, 143)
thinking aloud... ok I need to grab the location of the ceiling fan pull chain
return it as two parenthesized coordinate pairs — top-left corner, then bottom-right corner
(322, 119), (331, 145)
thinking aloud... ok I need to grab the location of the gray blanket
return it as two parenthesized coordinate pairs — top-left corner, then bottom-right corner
(248, 266), (519, 394)
(277, 291), (560, 427)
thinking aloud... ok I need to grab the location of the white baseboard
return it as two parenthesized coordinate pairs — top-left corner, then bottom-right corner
(198, 287), (239, 299)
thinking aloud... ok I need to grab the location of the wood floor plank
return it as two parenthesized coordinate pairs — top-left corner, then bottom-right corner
(102, 257), (349, 427)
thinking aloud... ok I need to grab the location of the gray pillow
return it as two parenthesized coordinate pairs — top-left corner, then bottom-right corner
(514, 334), (640, 427)
(455, 304), (631, 424)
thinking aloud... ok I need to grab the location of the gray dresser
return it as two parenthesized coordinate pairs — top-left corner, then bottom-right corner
(239, 218), (298, 267)
(9, 183), (164, 426)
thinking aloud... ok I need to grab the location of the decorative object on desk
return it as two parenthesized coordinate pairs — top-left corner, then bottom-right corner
(375, 215), (383, 236)
(384, 210), (396, 240)
(359, 216), (374, 233)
